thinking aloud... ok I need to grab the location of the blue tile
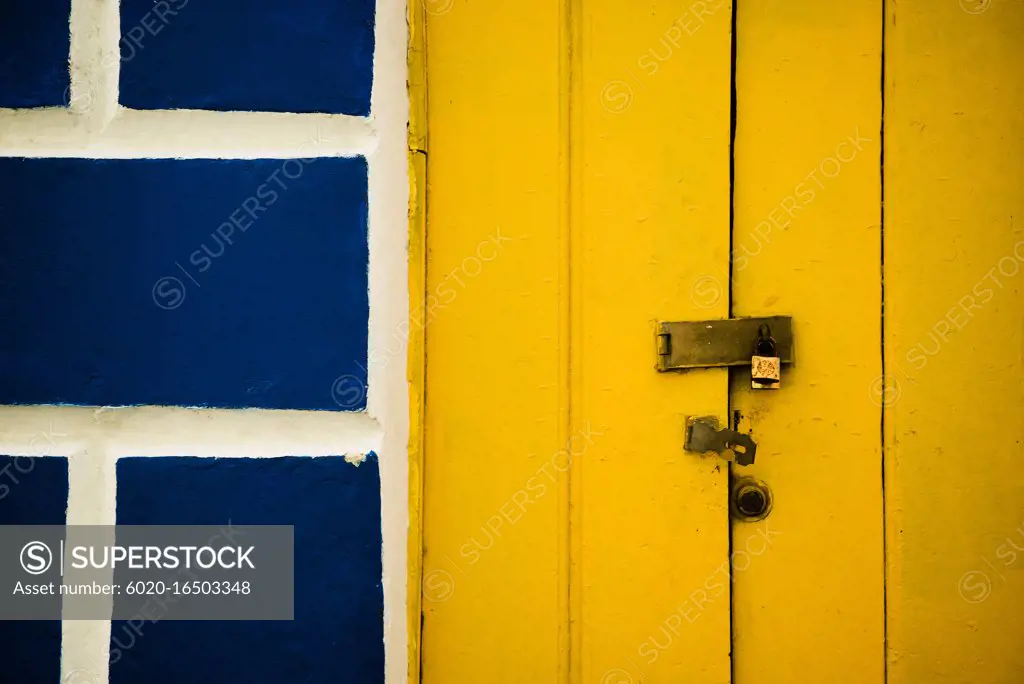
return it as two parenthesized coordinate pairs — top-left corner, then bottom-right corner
(119, 0), (375, 115)
(0, 455), (68, 525)
(0, 456), (67, 684)
(0, 157), (369, 411)
(0, 0), (71, 108)
(111, 456), (384, 684)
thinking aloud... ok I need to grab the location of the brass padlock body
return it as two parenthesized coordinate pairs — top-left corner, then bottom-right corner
(751, 325), (781, 389)
(751, 354), (781, 389)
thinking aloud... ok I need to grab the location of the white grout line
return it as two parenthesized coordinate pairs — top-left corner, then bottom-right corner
(367, 1), (411, 682)
(0, 108), (378, 159)
(61, 447), (116, 684)
(69, 0), (120, 128)
(62, 1), (121, 676)
(0, 405), (383, 459)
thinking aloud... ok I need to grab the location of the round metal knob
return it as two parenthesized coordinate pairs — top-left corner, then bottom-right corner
(731, 478), (772, 521)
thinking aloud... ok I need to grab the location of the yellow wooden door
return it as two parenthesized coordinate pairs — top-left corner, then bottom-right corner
(415, 1), (1023, 683)
(885, 2), (1024, 682)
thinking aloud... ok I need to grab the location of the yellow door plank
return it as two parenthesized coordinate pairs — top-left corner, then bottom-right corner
(885, 2), (1024, 682)
(407, 2), (427, 681)
(422, 3), (566, 682)
(578, 2), (734, 682)
(731, 1), (884, 682)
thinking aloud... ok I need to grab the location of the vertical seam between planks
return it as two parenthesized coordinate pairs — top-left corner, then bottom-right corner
(727, 0), (740, 681)
(879, 0), (889, 682)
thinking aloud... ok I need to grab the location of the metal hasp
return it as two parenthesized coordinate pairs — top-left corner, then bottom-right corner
(656, 315), (794, 371)
(684, 416), (757, 466)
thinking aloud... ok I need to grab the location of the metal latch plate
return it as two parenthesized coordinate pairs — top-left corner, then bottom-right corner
(656, 316), (794, 371)
(684, 416), (757, 466)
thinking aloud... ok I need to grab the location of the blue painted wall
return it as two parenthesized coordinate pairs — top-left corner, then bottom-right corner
(0, 0), (71, 108)
(0, 157), (369, 411)
(119, 0), (375, 115)
(111, 456), (384, 684)
(0, 456), (68, 684)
